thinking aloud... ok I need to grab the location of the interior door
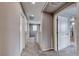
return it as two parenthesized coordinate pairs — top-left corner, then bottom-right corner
(57, 16), (71, 50)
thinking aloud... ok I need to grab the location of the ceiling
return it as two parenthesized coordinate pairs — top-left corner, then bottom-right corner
(43, 2), (77, 19)
(21, 2), (77, 21)
(21, 2), (45, 21)
(43, 2), (66, 13)
(22, 2), (45, 13)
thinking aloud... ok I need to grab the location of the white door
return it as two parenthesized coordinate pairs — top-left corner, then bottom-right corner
(57, 16), (71, 50)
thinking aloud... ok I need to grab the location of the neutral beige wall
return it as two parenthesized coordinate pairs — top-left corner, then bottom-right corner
(0, 3), (21, 56)
(41, 12), (54, 51)
(75, 3), (79, 56)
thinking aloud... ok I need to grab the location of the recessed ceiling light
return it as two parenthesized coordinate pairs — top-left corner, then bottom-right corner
(32, 2), (36, 4)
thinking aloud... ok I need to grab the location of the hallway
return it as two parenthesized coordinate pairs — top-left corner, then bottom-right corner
(21, 39), (76, 56)
(19, 2), (77, 56)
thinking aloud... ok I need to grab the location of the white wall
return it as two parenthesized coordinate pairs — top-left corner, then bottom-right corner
(0, 2), (21, 56)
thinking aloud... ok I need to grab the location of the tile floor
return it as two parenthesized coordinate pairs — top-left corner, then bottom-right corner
(21, 39), (76, 56)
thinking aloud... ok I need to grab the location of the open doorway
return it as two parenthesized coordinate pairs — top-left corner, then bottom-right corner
(55, 3), (77, 55)
(29, 24), (40, 42)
